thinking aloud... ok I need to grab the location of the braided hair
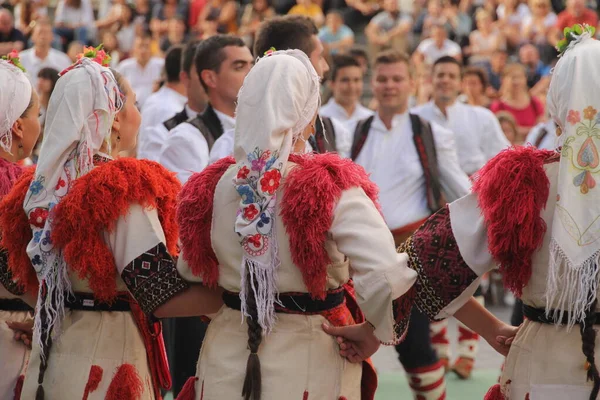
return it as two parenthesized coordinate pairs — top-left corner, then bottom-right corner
(241, 266), (263, 400)
(581, 296), (600, 400)
(35, 287), (53, 400)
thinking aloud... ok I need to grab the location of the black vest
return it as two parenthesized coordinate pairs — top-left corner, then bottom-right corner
(163, 107), (190, 131)
(186, 105), (225, 151)
(308, 116), (337, 154)
(351, 114), (446, 214)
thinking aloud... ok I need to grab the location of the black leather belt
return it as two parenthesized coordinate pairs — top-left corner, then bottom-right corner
(65, 292), (131, 312)
(523, 304), (600, 325)
(223, 287), (345, 315)
(0, 298), (33, 312)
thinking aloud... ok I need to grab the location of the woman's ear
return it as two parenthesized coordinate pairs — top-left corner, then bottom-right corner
(11, 118), (25, 140)
(112, 114), (121, 134)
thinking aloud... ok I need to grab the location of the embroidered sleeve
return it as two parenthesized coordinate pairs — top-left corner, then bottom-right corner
(394, 206), (480, 334)
(0, 247), (25, 296)
(121, 243), (189, 315)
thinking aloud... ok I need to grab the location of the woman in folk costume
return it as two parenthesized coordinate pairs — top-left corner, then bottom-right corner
(328, 23), (600, 400)
(174, 49), (514, 400)
(0, 52), (41, 399)
(0, 50), (222, 400)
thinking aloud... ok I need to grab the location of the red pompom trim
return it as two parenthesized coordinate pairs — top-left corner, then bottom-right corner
(13, 374), (24, 400)
(51, 158), (181, 302)
(483, 383), (506, 400)
(82, 365), (103, 400)
(472, 146), (555, 296)
(105, 364), (144, 400)
(177, 157), (235, 287)
(176, 377), (199, 400)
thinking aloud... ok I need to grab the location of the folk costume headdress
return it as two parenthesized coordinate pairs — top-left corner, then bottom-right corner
(232, 49), (320, 332)
(545, 24), (600, 327)
(23, 53), (123, 349)
(0, 51), (32, 154)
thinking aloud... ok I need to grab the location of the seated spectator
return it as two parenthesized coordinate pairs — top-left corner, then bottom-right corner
(95, 0), (128, 33)
(521, 0), (557, 62)
(518, 43), (550, 89)
(487, 49), (508, 94)
(467, 9), (505, 67)
(461, 66), (491, 108)
(496, 111), (520, 144)
(189, 0), (208, 29)
(413, 23), (462, 66)
(150, 0), (188, 39)
(319, 10), (354, 55)
(20, 20), (72, 87)
(496, 0), (531, 50)
(101, 31), (123, 67)
(53, 0), (95, 49)
(550, 0), (597, 46)
(66, 40), (83, 62)
(239, 0), (275, 48)
(443, 0), (472, 46)
(134, 0), (152, 30)
(365, 0), (412, 56)
(116, 32), (165, 108)
(341, 0), (380, 30)
(13, 0), (44, 39)
(115, 4), (137, 54)
(288, 0), (324, 27)
(160, 17), (187, 53)
(0, 8), (26, 55)
(195, 0), (238, 36)
(419, 0), (454, 39)
(491, 63), (544, 142)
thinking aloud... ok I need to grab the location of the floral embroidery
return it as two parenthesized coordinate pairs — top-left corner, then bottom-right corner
(31, 255), (42, 266)
(584, 106), (598, 121)
(237, 185), (255, 204)
(563, 105), (600, 194)
(41, 230), (52, 246)
(243, 234), (269, 256)
(55, 178), (66, 190)
(28, 208), (48, 228)
(29, 176), (44, 195)
(567, 110), (581, 125)
(243, 204), (259, 220)
(33, 230), (42, 244)
(237, 166), (250, 180)
(260, 170), (281, 195)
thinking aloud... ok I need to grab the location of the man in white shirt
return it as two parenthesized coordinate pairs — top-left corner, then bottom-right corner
(159, 34), (253, 183)
(138, 41), (208, 161)
(116, 33), (164, 108)
(320, 53), (374, 135)
(19, 21), (72, 88)
(412, 56), (510, 176)
(351, 50), (470, 400)
(526, 118), (556, 150)
(136, 45), (187, 160)
(413, 23), (462, 66)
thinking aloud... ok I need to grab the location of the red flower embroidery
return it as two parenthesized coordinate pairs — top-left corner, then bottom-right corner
(237, 166), (250, 180)
(29, 208), (48, 228)
(248, 234), (262, 248)
(260, 170), (281, 195)
(243, 204), (259, 220)
(567, 110), (581, 125)
(55, 178), (66, 190)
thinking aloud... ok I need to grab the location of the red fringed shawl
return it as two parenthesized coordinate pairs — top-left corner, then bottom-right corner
(471, 146), (556, 296)
(0, 158), (23, 197)
(177, 153), (380, 299)
(0, 167), (38, 294)
(50, 158), (181, 302)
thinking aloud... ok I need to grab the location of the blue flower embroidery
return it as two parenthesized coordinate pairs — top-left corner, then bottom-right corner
(41, 230), (52, 246)
(31, 255), (42, 266)
(29, 179), (43, 195)
(257, 213), (271, 228)
(236, 185), (255, 204)
(33, 230), (42, 244)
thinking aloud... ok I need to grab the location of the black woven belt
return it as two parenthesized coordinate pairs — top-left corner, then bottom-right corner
(65, 292), (131, 312)
(523, 304), (600, 325)
(0, 298), (33, 312)
(223, 287), (345, 314)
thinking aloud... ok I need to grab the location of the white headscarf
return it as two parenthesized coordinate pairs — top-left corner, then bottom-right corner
(546, 29), (600, 327)
(23, 58), (123, 348)
(232, 50), (320, 333)
(0, 59), (32, 153)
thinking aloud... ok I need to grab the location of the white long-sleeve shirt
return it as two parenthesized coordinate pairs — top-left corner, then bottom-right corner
(353, 112), (471, 230)
(116, 57), (164, 109)
(411, 101), (510, 176)
(19, 48), (72, 88)
(525, 120), (556, 150)
(320, 98), (374, 135)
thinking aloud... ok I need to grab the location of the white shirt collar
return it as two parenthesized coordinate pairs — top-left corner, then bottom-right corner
(213, 108), (236, 131)
(185, 104), (199, 120)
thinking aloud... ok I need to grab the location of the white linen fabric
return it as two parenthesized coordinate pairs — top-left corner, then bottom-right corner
(0, 59), (32, 153)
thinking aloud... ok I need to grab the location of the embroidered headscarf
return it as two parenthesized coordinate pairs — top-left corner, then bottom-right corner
(0, 53), (33, 154)
(546, 25), (600, 327)
(233, 50), (320, 333)
(24, 57), (123, 348)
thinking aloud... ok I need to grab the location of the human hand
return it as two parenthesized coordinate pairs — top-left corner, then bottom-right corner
(484, 322), (519, 356)
(7, 320), (33, 349)
(322, 322), (380, 363)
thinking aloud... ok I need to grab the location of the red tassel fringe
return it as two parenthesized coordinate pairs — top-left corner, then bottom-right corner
(0, 158), (23, 198)
(483, 383), (505, 400)
(176, 377), (198, 400)
(13, 374), (24, 400)
(280, 153), (380, 299)
(50, 158), (181, 302)
(303, 391), (309, 400)
(176, 157), (235, 287)
(471, 146), (555, 296)
(0, 167), (38, 294)
(82, 365), (103, 400)
(105, 364), (144, 400)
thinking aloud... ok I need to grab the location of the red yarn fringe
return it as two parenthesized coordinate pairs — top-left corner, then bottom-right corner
(280, 153), (380, 299)
(0, 158), (23, 198)
(50, 158), (181, 302)
(177, 156), (235, 287)
(176, 377), (199, 400)
(471, 146), (555, 296)
(483, 384), (506, 400)
(0, 167), (38, 294)
(303, 390), (309, 400)
(82, 365), (103, 400)
(105, 364), (144, 400)
(13, 374), (24, 400)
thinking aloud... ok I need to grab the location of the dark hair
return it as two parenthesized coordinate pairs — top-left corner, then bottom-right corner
(242, 268), (263, 400)
(463, 66), (488, 88)
(348, 46), (369, 62)
(253, 15), (318, 58)
(182, 40), (201, 75)
(432, 55), (462, 72)
(582, 296), (600, 400)
(194, 34), (246, 92)
(330, 53), (361, 81)
(164, 45), (184, 83)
